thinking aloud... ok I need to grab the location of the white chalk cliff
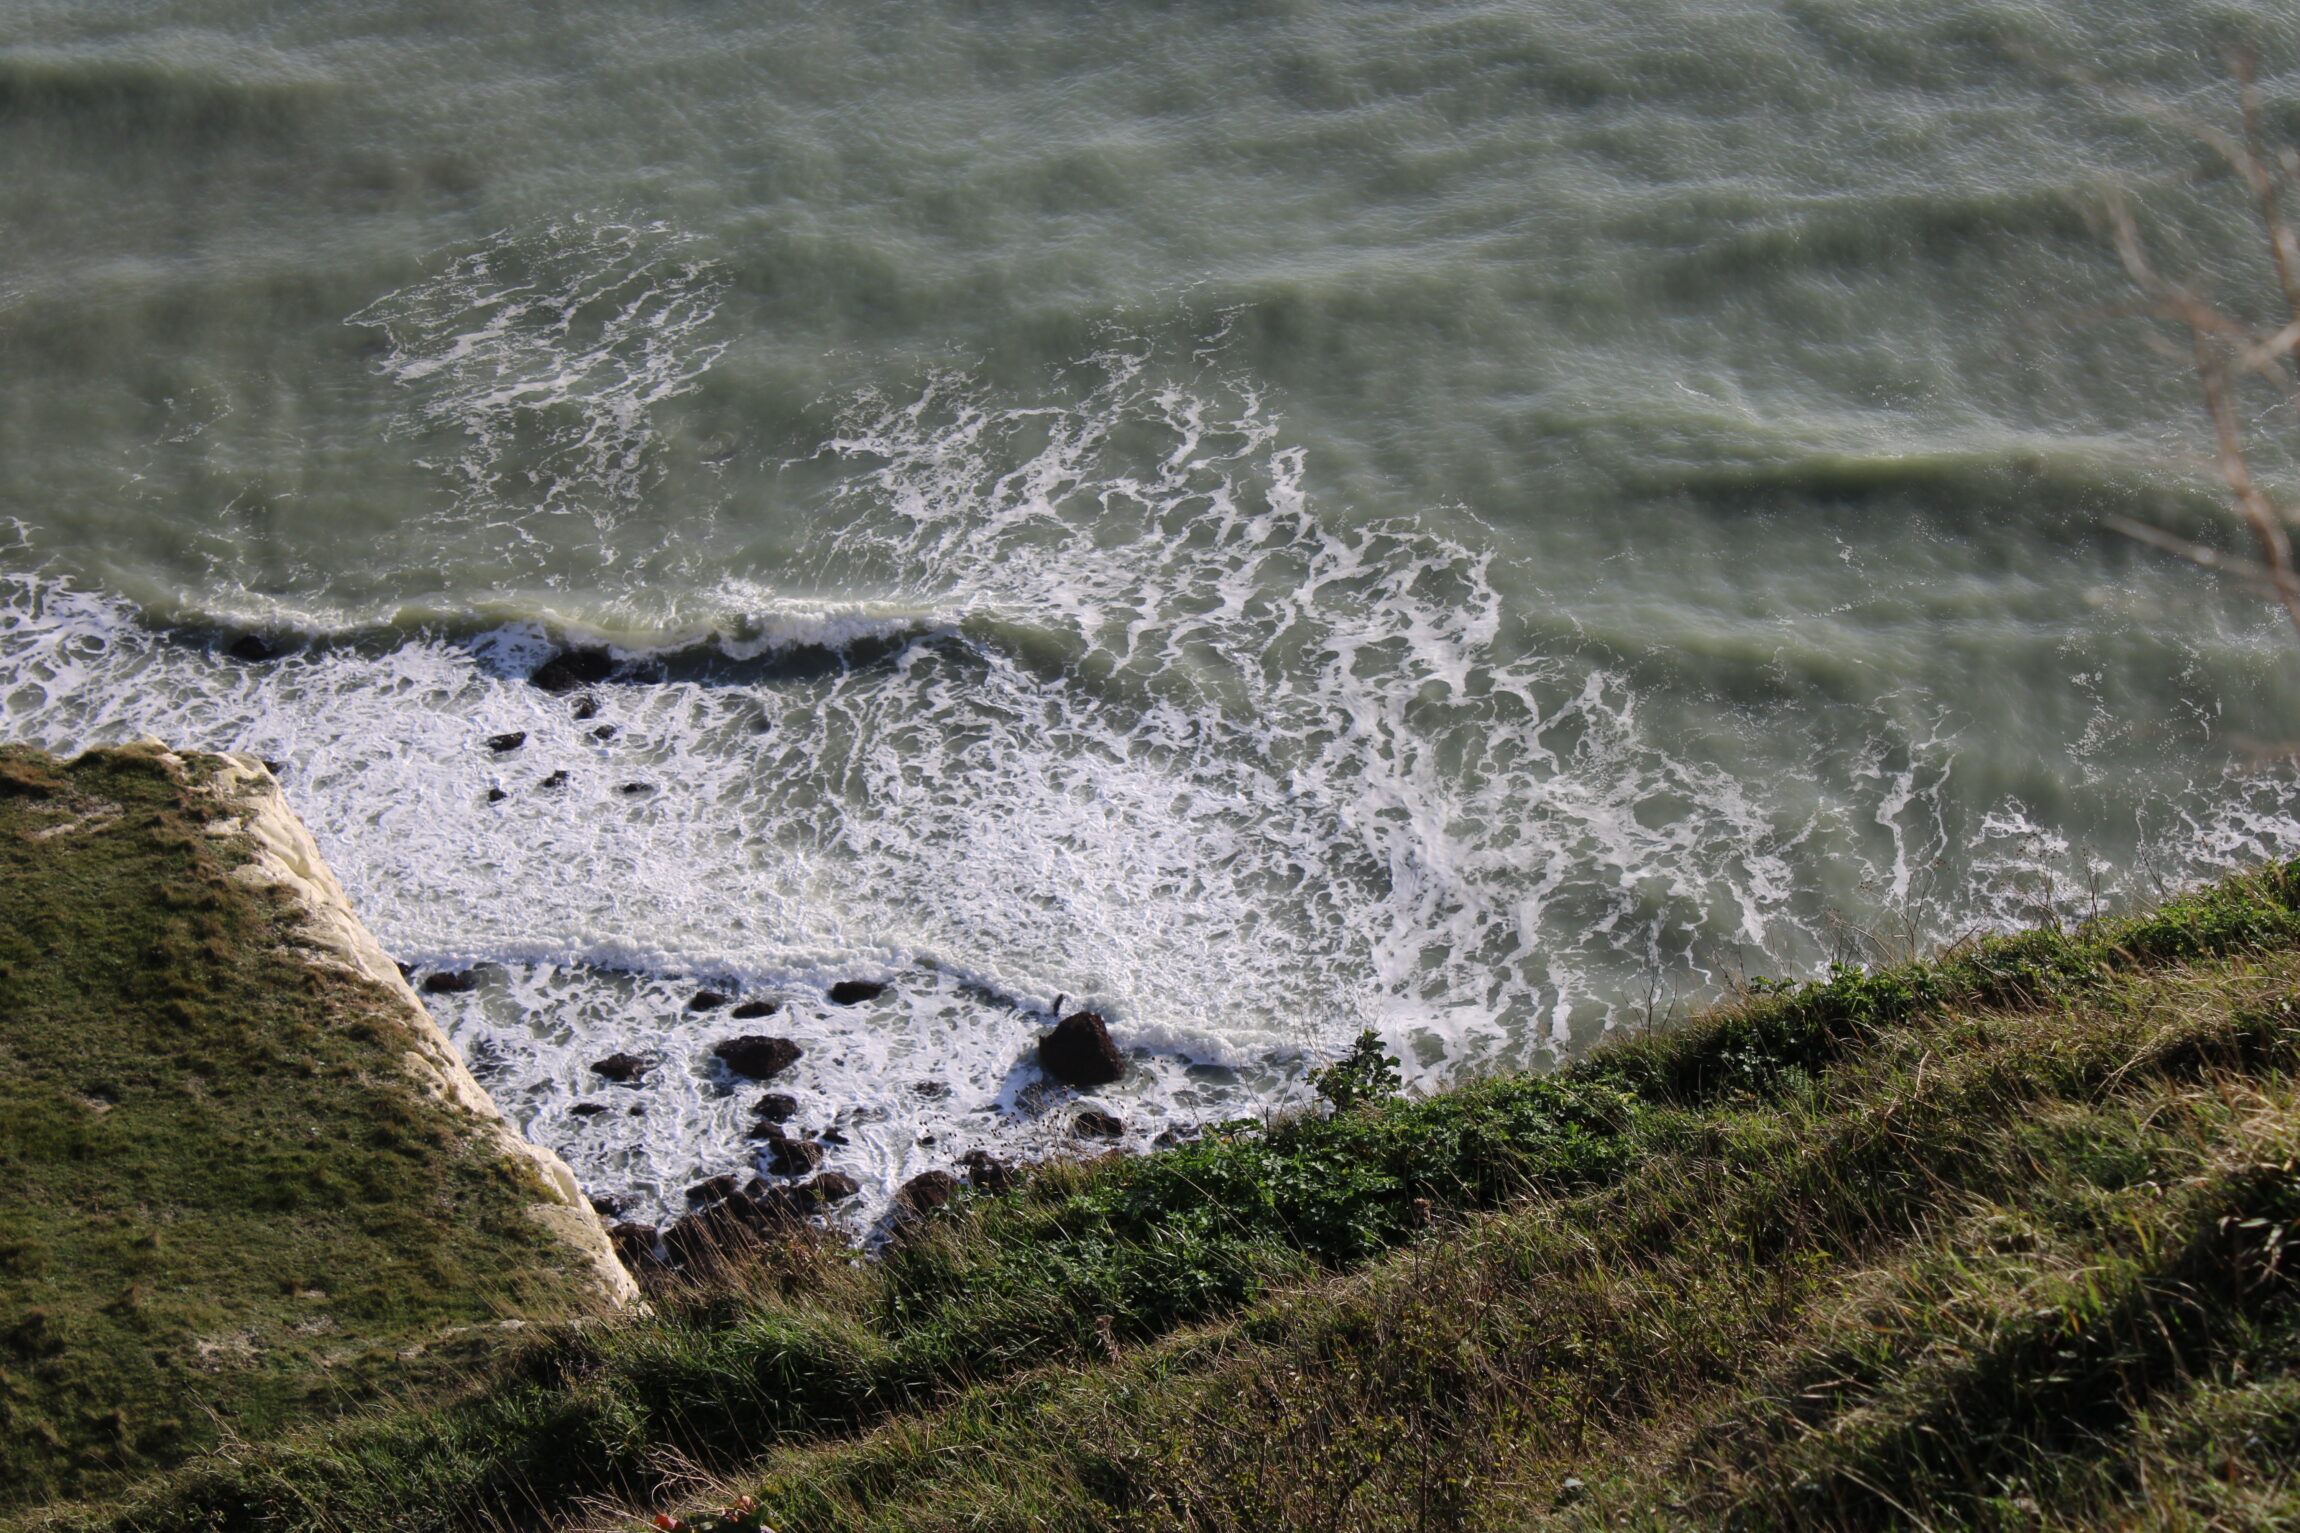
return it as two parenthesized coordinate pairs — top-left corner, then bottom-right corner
(165, 743), (639, 1308)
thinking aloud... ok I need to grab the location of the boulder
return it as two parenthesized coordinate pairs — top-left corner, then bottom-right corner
(538, 770), (569, 789)
(570, 1101), (610, 1118)
(894, 1169), (960, 1218)
(590, 1052), (651, 1084)
(1073, 1109), (1124, 1140)
(800, 1171), (861, 1204)
(687, 990), (731, 1012)
(1038, 1011), (1125, 1087)
(714, 1035), (801, 1080)
(744, 1118), (787, 1141)
(486, 787), (508, 803)
(958, 1149), (1014, 1193)
(751, 1092), (799, 1122)
(590, 724), (619, 741)
(485, 731), (527, 753)
(571, 695), (600, 720)
(606, 1222), (662, 1272)
(530, 648), (615, 694)
(731, 999), (779, 1019)
(422, 970), (481, 995)
(828, 980), (886, 1005)
(686, 1174), (742, 1205)
(767, 1138), (825, 1177)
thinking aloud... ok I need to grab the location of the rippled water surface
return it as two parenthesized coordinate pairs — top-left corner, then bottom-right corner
(6, 1), (2300, 1221)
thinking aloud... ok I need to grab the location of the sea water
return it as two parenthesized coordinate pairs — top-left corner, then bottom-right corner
(5, 1), (2300, 1224)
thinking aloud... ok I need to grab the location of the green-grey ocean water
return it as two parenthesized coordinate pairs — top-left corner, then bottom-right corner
(5, 0), (2300, 1220)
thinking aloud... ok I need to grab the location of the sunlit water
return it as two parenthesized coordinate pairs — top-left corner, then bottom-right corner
(6, 1), (2300, 1225)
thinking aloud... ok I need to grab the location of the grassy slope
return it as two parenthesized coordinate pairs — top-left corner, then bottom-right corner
(0, 745), (608, 1513)
(23, 847), (2300, 1530)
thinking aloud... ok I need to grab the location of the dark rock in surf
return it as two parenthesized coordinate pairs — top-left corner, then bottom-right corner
(751, 1092), (799, 1123)
(745, 1117), (787, 1140)
(530, 648), (615, 694)
(766, 1138), (824, 1177)
(958, 1149), (1014, 1193)
(828, 980), (887, 1006)
(731, 999), (778, 1019)
(538, 769), (569, 788)
(686, 1174), (742, 1205)
(894, 1170), (960, 1219)
(799, 1171), (861, 1204)
(914, 1080), (949, 1098)
(590, 1052), (651, 1084)
(1038, 1011), (1125, 1087)
(1073, 1109), (1125, 1140)
(713, 1035), (801, 1080)
(486, 787), (508, 802)
(687, 990), (731, 1012)
(570, 1102), (610, 1118)
(571, 695), (600, 720)
(421, 970), (481, 995)
(261, 759), (287, 778)
(485, 731), (527, 753)
(618, 781), (655, 796)
(227, 634), (282, 663)
(591, 724), (619, 741)
(607, 1222), (662, 1273)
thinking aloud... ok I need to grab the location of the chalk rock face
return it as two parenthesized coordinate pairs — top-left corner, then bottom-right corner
(192, 748), (639, 1307)
(1038, 1011), (1125, 1087)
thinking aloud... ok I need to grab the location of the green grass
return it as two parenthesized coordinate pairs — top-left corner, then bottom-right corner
(0, 745), (608, 1513)
(21, 806), (2300, 1530)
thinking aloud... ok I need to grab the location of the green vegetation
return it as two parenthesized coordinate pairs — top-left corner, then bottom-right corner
(18, 770), (2300, 1529)
(0, 744), (608, 1513)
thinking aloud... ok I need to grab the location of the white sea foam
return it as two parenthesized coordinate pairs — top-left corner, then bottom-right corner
(8, 346), (2300, 1228)
(348, 217), (729, 528)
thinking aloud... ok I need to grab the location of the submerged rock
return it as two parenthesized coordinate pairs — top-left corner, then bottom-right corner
(590, 1052), (651, 1084)
(1039, 1011), (1125, 1087)
(530, 648), (615, 694)
(713, 1035), (801, 1080)
(827, 980), (887, 1006)
(485, 731), (527, 753)
(226, 634), (282, 662)
(570, 1102), (610, 1118)
(538, 769), (569, 789)
(571, 695), (600, 720)
(1073, 1109), (1125, 1140)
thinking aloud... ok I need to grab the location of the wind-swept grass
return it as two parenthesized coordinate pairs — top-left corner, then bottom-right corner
(24, 857), (2300, 1532)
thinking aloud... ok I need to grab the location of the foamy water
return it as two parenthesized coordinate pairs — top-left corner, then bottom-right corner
(8, 6), (2300, 1225)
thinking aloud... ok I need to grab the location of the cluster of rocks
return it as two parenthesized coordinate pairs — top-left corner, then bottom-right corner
(396, 889), (1143, 1284)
